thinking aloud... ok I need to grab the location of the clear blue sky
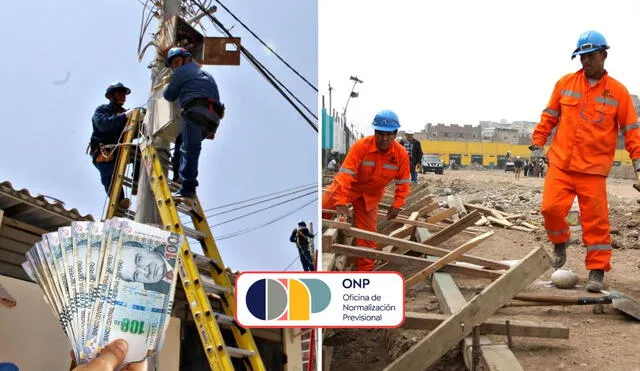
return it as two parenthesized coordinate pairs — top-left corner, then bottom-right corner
(0, 0), (318, 271)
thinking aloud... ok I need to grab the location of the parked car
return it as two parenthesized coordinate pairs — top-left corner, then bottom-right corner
(421, 154), (444, 175)
(504, 161), (515, 172)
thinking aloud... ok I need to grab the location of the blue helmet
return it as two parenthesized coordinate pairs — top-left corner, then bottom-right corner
(105, 82), (131, 99)
(166, 47), (192, 67)
(372, 109), (400, 132)
(571, 30), (609, 60)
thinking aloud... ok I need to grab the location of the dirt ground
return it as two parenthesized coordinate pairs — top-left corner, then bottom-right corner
(325, 169), (640, 371)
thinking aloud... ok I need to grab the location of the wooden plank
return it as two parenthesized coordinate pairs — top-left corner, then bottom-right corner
(0, 236), (32, 254)
(0, 209), (3, 229)
(464, 203), (499, 216)
(323, 220), (509, 270)
(402, 312), (569, 339)
(521, 222), (538, 230)
(487, 216), (513, 227)
(0, 225), (41, 245)
(322, 253), (336, 271)
(423, 211), (482, 246)
(416, 202), (440, 218)
(384, 247), (550, 370)
(0, 247), (27, 265)
(420, 223), (523, 371)
(425, 208), (457, 223)
(509, 225), (534, 232)
(322, 228), (338, 252)
(1, 215), (48, 235)
(405, 231), (494, 288)
(382, 212), (419, 253)
(389, 218), (479, 237)
(331, 244), (501, 279)
(322, 346), (334, 371)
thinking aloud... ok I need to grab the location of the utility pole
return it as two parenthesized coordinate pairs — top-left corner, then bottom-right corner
(328, 81), (333, 113)
(135, 0), (181, 226)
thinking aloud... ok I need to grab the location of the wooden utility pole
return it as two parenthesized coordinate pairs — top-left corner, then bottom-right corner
(135, 0), (181, 225)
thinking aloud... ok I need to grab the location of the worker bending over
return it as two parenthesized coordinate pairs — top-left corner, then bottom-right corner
(322, 110), (411, 271)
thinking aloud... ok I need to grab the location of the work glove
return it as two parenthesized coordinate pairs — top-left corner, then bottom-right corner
(633, 158), (640, 177)
(386, 207), (401, 220)
(528, 145), (545, 159)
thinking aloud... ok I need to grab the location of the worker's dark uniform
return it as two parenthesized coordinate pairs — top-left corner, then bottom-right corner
(89, 103), (128, 196)
(289, 226), (315, 271)
(164, 61), (224, 197)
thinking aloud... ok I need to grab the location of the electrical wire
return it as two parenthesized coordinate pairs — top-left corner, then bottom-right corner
(204, 185), (316, 217)
(282, 255), (300, 271)
(200, 182), (316, 213)
(210, 190), (316, 227)
(213, 0), (318, 92)
(191, 0), (318, 132)
(214, 196), (317, 241)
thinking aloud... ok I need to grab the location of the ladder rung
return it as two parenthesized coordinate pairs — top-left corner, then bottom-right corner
(177, 204), (195, 215)
(183, 226), (206, 240)
(214, 312), (235, 326)
(193, 255), (225, 274)
(167, 179), (180, 192)
(226, 347), (255, 359)
(201, 276), (232, 295)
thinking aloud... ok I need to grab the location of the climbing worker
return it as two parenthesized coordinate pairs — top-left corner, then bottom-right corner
(322, 109), (411, 271)
(399, 130), (423, 185)
(163, 46), (225, 201)
(530, 30), (640, 292)
(89, 82), (139, 210)
(289, 221), (315, 271)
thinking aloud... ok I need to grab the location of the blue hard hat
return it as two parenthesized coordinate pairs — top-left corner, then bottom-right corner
(166, 47), (192, 67)
(105, 82), (131, 99)
(571, 30), (609, 60)
(372, 109), (400, 132)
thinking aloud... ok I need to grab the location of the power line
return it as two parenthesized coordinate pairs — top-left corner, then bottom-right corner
(213, 0), (318, 92)
(201, 182), (316, 213)
(282, 255), (300, 271)
(214, 196), (316, 240)
(191, 0), (318, 132)
(182, 184), (317, 225)
(210, 190), (316, 227)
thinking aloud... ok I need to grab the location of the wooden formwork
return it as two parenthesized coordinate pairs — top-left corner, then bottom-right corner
(321, 179), (566, 370)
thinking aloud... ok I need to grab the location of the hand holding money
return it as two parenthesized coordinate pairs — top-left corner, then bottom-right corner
(23, 218), (183, 367)
(72, 339), (147, 371)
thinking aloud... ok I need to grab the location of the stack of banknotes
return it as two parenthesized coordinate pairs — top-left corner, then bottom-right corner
(21, 218), (183, 366)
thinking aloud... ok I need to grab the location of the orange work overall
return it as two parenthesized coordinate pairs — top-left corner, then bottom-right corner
(322, 136), (411, 271)
(533, 69), (640, 271)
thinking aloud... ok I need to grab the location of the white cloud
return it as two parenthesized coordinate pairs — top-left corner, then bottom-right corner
(320, 0), (640, 135)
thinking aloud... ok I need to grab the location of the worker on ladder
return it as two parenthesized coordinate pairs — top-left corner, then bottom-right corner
(88, 82), (140, 210)
(322, 110), (411, 271)
(163, 47), (225, 202)
(289, 221), (315, 271)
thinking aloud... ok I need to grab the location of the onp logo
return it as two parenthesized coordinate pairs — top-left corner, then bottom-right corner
(245, 278), (331, 321)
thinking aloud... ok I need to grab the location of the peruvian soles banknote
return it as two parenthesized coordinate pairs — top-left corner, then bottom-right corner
(22, 217), (182, 367)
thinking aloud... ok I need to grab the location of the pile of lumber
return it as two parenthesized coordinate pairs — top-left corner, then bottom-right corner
(321, 180), (564, 370)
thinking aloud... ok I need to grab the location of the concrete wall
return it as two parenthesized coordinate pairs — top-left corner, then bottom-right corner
(0, 275), (181, 371)
(419, 139), (634, 167)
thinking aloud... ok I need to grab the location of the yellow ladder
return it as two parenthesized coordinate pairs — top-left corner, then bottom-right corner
(105, 123), (265, 371)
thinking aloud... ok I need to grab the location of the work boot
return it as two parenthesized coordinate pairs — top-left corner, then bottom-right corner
(118, 198), (131, 210)
(586, 269), (605, 292)
(172, 192), (195, 207)
(551, 243), (567, 268)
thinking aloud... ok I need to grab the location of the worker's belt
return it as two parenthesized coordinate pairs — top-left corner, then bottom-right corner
(181, 98), (225, 139)
(183, 98), (225, 119)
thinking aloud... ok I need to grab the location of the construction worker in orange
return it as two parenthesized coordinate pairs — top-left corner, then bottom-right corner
(531, 30), (640, 292)
(322, 110), (411, 271)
